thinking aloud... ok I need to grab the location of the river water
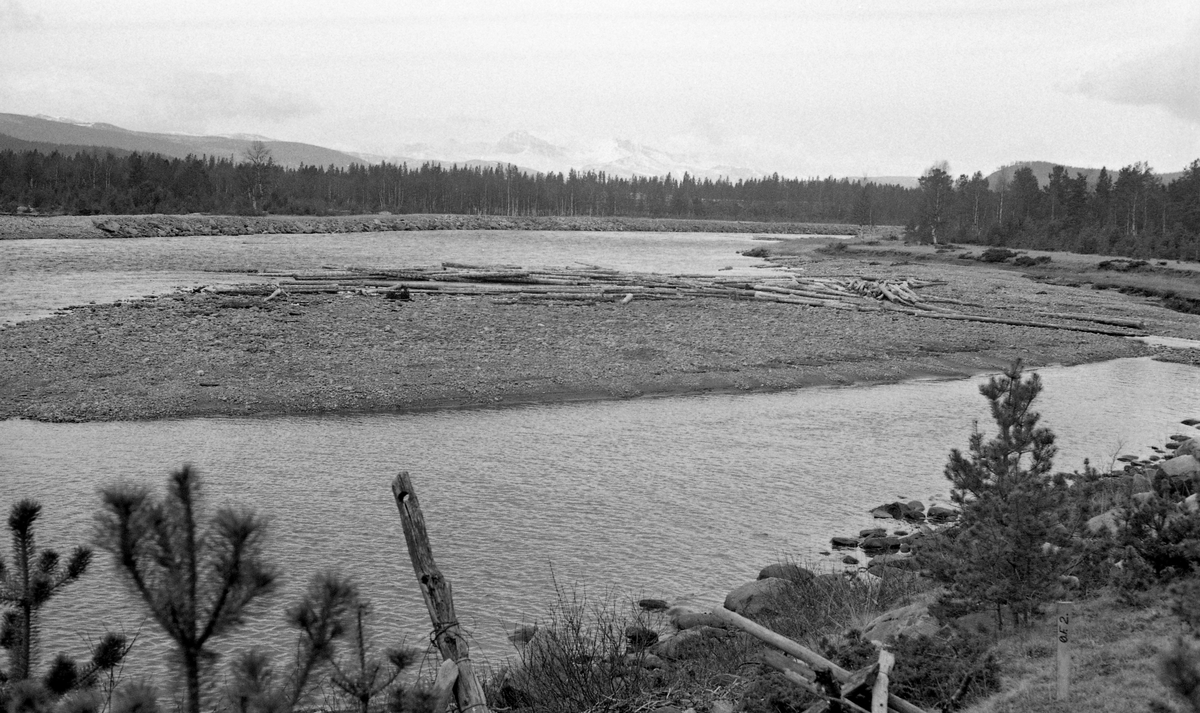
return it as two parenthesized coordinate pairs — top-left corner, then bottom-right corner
(3, 230), (1199, 684)
(0, 230), (791, 324)
(2, 357), (1198, 678)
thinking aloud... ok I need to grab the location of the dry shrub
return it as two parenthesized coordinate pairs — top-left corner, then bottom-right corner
(763, 561), (932, 642)
(491, 580), (655, 713)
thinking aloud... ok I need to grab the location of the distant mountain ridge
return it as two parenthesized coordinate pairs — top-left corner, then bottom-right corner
(985, 160), (1184, 189)
(0, 113), (365, 168)
(4, 113), (1187, 189)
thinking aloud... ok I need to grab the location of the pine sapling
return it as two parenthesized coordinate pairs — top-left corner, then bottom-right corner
(95, 466), (277, 713)
(0, 500), (91, 683)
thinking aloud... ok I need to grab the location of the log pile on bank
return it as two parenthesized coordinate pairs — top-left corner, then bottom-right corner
(202, 262), (1149, 338)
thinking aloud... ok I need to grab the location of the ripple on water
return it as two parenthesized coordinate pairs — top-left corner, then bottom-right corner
(2, 357), (1198, 673)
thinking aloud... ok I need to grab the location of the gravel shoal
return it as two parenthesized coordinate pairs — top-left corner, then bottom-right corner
(0, 290), (1156, 423)
(4, 244), (1199, 423)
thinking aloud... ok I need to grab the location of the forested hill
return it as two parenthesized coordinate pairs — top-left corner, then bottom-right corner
(2, 143), (1200, 262)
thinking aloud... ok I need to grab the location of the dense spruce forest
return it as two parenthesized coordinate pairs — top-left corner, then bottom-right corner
(911, 162), (1200, 262)
(2, 143), (1200, 261)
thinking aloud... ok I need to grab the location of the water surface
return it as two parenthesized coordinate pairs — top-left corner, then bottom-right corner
(2, 357), (1197, 675)
(1, 230), (793, 323)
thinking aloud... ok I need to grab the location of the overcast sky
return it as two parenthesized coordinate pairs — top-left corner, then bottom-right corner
(2, 0), (1198, 177)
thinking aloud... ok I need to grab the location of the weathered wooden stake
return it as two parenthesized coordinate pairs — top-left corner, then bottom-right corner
(392, 472), (491, 713)
(871, 649), (895, 713)
(1056, 601), (1073, 701)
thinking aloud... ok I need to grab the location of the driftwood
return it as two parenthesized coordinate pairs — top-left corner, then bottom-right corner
(1034, 311), (1145, 329)
(710, 607), (927, 713)
(762, 651), (871, 713)
(903, 309), (1143, 337)
(391, 472), (491, 713)
(202, 261), (1152, 337)
(872, 650), (895, 713)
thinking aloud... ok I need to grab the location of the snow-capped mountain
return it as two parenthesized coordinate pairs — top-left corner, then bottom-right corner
(385, 131), (763, 181)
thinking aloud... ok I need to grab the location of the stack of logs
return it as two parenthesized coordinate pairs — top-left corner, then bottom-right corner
(204, 262), (1148, 338)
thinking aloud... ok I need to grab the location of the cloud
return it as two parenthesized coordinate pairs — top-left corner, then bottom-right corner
(0, 0), (42, 33)
(149, 72), (319, 131)
(1075, 24), (1200, 124)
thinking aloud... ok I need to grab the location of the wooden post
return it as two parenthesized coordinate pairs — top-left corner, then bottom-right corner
(392, 472), (491, 713)
(710, 606), (928, 713)
(872, 649), (894, 713)
(1056, 601), (1073, 701)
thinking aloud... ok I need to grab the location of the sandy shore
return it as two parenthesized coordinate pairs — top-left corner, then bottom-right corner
(4, 243), (1198, 423)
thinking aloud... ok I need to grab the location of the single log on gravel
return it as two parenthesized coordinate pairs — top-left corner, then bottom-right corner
(905, 309), (1146, 337)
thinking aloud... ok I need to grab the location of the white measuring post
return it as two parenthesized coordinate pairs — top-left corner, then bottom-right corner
(1056, 600), (1073, 700)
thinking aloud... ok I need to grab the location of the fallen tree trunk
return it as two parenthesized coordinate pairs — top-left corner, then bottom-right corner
(710, 607), (927, 713)
(904, 310), (1146, 337)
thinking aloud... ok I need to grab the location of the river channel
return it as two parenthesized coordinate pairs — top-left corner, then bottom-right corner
(2, 357), (1198, 678)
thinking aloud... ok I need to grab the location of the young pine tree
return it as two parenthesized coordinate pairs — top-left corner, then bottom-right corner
(1, 499), (128, 701)
(95, 466), (277, 713)
(225, 572), (357, 713)
(925, 361), (1072, 629)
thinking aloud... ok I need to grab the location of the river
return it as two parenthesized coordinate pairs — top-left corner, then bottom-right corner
(0, 230), (793, 324)
(2, 357), (1198, 679)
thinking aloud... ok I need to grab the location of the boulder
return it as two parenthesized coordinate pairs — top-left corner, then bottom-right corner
(631, 652), (668, 670)
(831, 536), (860, 549)
(907, 500), (926, 513)
(859, 527), (887, 538)
(871, 502), (906, 520)
(508, 624), (539, 646)
(842, 555), (860, 565)
(638, 598), (669, 612)
(861, 599), (943, 645)
(1180, 439), (1200, 459)
(625, 625), (659, 650)
(927, 505), (959, 522)
(650, 626), (729, 659)
(724, 578), (798, 618)
(1086, 507), (1124, 535)
(1131, 473), (1153, 494)
(758, 562), (814, 582)
(861, 536), (902, 553)
(1156, 456), (1195, 477)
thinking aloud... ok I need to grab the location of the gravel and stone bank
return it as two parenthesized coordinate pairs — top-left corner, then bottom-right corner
(0, 290), (1153, 423)
(0, 213), (880, 240)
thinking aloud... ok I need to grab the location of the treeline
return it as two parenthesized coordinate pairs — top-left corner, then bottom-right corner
(0, 147), (916, 224)
(6, 143), (1200, 262)
(911, 161), (1200, 261)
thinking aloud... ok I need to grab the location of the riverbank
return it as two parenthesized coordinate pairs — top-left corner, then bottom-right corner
(5, 240), (1200, 423)
(0, 213), (894, 240)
